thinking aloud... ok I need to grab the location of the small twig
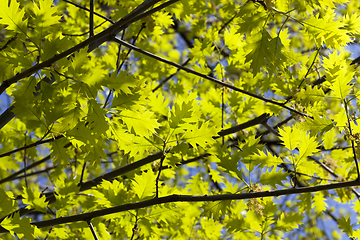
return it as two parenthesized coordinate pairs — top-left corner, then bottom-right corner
(261, 122), (281, 137)
(116, 30), (126, 74)
(43, 226), (54, 240)
(112, 37), (312, 118)
(207, 166), (223, 192)
(284, 47), (321, 105)
(218, 9), (239, 34)
(0, 154), (51, 184)
(152, 58), (191, 92)
(343, 99), (360, 180)
(0, 135), (63, 158)
(285, 168), (337, 182)
(23, 133), (28, 188)
(155, 154), (166, 198)
(319, 146), (351, 151)
(308, 156), (360, 200)
(118, 23), (145, 74)
(130, 216), (138, 240)
(103, 24), (144, 108)
(0, 35), (18, 51)
(79, 162), (87, 186)
(62, 21), (108, 36)
(256, 116), (292, 138)
(217, 53), (226, 146)
(12, 167), (55, 181)
(86, 218), (99, 240)
(102, 30), (125, 108)
(103, 89), (112, 108)
(63, 0), (114, 24)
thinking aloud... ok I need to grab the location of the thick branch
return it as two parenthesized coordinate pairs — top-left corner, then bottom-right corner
(2, 114), (267, 220)
(216, 113), (270, 138)
(1, 180), (358, 233)
(0, 0), (180, 95)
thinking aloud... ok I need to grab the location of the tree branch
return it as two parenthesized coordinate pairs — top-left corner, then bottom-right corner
(112, 37), (312, 119)
(86, 218), (99, 240)
(0, 155), (52, 184)
(1, 180), (358, 233)
(1, 114), (268, 221)
(0, 135), (63, 158)
(63, 0), (115, 24)
(0, 0), (180, 96)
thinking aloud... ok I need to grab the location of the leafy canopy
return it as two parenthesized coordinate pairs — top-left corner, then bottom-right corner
(1, 0), (360, 239)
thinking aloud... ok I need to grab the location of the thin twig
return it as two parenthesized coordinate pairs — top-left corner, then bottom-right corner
(86, 219), (99, 240)
(284, 47), (321, 105)
(0, 154), (51, 184)
(103, 24), (144, 108)
(63, 0), (114, 24)
(152, 58), (191, 92)
(256, 116), (293, 138)
(116, 30), (126, 74)
(155, 154), (165, 198)
(12, 167), (55, 181)
(344, 99), (360, 179)
(79, 162), (87, 186)
(0, 135), (63, 158)
(0, 35), (18, 51)
(130, 216), (138, 240)
(261, 122), (281, 137)
(62, 21), (109, 36)
(0, 0), (180, 96)
(308, 156), (360, 200)
(118, 24), (145, 71)
(112, 37), (312, 118)
(218, 9), (240, 34)
(43, 226), (54, 240)
(23, 134), (28, 188)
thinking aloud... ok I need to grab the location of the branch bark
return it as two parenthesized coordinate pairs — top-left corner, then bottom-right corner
(0, 0), (180, 96)
(1, 179), (358, 233)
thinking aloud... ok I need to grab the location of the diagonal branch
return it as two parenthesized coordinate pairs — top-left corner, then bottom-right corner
(0, 0), (180, 96)
(112, 37), (312, 119)
(0, 135), (63, 158)
(0, 155), (52, 184)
